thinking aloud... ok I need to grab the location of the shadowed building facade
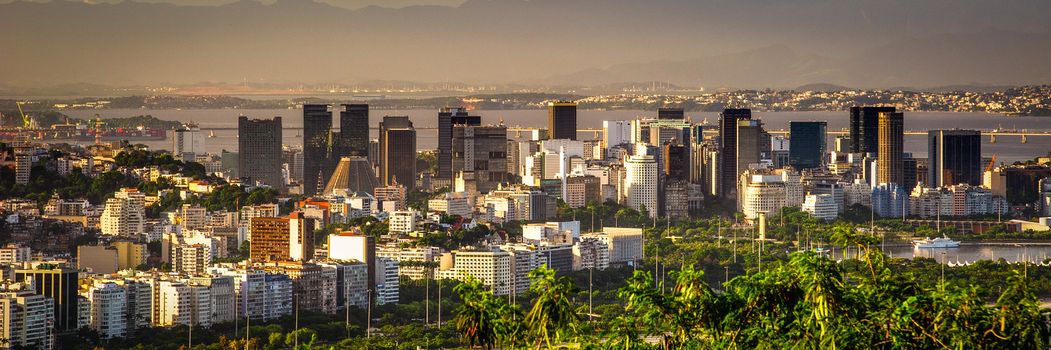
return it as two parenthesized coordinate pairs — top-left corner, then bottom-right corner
(850, 106), (896, 154)
(379, 116), (417, 190)
(547, 101), (577, 140)
(928, 129), (982, 187)
(718, 108), (752, 199)
(438, 107), (481, 182)
(303, 104), (334, 196)
(339, 104), (370, 157)
(238, 116), (284, 190)
(789, 121), (827, 169)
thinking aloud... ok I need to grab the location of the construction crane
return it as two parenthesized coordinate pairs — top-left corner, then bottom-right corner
(15, 101), (32, 129)
(985, 154), (998, 172)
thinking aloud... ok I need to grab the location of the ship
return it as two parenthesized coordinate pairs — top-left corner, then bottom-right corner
(912, 236), (960, 249)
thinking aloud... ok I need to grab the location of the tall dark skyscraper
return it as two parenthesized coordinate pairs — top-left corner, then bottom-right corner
(789, 121), (827, 169)
(718, 108), (751, 199)
(877, 111), (904, 185)
(15, 265), (78, 331)
(339, 104), (370, 157)
(657, 107), (685, 120)
(547, 101), (577, 140)
(928, 129), (982, 187)
(849, 106), (896, 154)
(452, 124), (507, 193)
(438, 107), (481, 182)
(238, 116), (284, 190)
(662, 142), (689, 181)
(379, 116), (417, 190)
(303, 104), (334, 196)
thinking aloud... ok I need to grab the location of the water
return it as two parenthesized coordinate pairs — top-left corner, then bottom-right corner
(882, 243), (1051, 264)
(61, 109), (1051, 162)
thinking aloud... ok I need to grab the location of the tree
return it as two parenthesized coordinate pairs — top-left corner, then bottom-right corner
(525, 266), (579, 348)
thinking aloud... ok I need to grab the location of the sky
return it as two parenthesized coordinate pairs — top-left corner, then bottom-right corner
(1, 0), (1049, 89)
(0, 0), (467, 9)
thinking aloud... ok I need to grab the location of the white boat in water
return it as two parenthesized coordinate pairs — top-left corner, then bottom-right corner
(912, 236), (960, 249)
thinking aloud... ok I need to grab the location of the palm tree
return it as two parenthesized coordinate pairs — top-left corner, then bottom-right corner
(524, 266), (579, 349)
(454, 276), (500, 349)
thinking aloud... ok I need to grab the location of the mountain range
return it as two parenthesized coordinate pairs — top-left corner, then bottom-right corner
(1, 0), (1049, 90)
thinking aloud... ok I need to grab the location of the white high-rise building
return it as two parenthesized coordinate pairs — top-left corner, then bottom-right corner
(375, 257), (400, 305)
(388, 210), (418, 234)
(437, 249), (513, 296)
(573, 237), (610, 270)
(623, 154), (658, 218)
(803, 194), (838, 221)
(173, 123), (206, 160)
(85, 281), (128, 338)
(376, 246), (441, 280)
(602, 120), (632, 151)
(100, 188), (146, 236)
(208, 266), (293, 321)
(591, 227), (644, 264)
(154, 281), (193, 327)
(0, 284), (54, 350)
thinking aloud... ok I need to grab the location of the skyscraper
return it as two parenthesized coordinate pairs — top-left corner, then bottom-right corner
(547, 101), (577, 140)
(736, 119), (768, 200)
(849, 106), (896, 154)
(928, 129), (982, 187)
(379, 116), (417, 190)
(877, 111), (904, 185)
(452, 124), (508, 193)
(238, 116), (283, 190)
(718, 108), (751, 199)
(15, 264), (79, 331)
(624, 154), (658, 218)
(303, 104), (334, 196)
(339, 104), (370, 157)
(789, 121), (827, 169)
(438, 107), (481, 181)
(657, 107), (685, 120)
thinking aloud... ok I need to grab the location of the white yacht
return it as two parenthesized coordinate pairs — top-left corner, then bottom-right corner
(912, 236), (960, 249)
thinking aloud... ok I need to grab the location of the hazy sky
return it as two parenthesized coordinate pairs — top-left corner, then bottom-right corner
(1, 0), (467, 9)
(1, 0), (1049, 89)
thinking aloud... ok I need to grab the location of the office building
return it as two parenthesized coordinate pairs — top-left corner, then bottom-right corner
(438, 107), (481, 181)
(328, 233), (376, 288)
(379, 116), (417, 190)
(547, 101), (577, 140)
(339, 104), (370, 157)
(789, 121), (827, 169)
(303, 104), (334, 196)
(238, 116), (284, 189)
(623, 154), (658, 218)
(929, 129), (982, 187)
(603, 120), (632, 150)
(15, 264), (78, 331)
(849, 106), (896, 154)
(248, 212), (314, 262)
(873, 183), (909, 218)
(452, 124), (508, 193)
(803, 194), (838, 221)
(657, 107), (685, 120)
(877, 111), (904, 186)
(718, 109), (751, 199)
(594, 227), (644, 264)
(437, 250), (513, 296)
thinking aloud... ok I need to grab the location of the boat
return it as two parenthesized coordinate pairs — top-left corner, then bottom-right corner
(912, 236), (960, 249)
(208, 130), (216, 138)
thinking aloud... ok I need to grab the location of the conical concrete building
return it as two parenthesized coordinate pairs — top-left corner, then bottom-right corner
(323, 156), (381, 196)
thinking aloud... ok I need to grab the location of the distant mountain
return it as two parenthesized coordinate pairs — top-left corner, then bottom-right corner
(1, 0), (1049, 89)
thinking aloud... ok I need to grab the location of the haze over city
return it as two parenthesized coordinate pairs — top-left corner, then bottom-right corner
(2, 0), (1051, 90)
